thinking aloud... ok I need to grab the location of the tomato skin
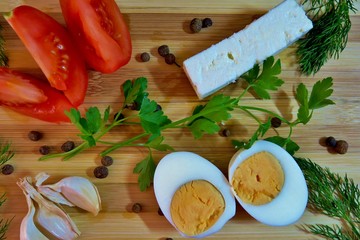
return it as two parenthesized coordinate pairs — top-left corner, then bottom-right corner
(4, 5), (88, 107)
(60, 0), (132, 73)
(0, 67), (73, 123)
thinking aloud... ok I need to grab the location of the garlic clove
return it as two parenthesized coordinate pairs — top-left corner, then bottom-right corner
(37, 186), (75, 207)
(19, 191), (48, 240)
(35, 172), (50, 187)
(42, 176), (102, 216)
(18, 177), (81, 240)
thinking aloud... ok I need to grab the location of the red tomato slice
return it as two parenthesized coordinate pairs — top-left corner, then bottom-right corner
(4, 5), (88, 107)
(60, 0), (132, 73)
(0, 67), (74, 123)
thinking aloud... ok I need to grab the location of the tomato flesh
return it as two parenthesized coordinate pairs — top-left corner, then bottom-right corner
(4, 5), (88, 106)
(0, 67), (73, 123)
(60, 0), (132, 73)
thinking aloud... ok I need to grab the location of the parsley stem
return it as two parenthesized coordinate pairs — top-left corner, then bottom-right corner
(237, 105), (291, 125)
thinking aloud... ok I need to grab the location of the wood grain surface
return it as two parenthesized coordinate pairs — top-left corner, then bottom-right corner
(0, 0), (359, 239)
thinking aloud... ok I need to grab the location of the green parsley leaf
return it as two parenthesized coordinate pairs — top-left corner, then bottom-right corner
(265, 136), (300, 155)
(296, 77), (335, 124)
(188, 118), (221, 139)
(133, 153), (156, 191)
(139, 98), (171, 136)
(122, 77), (149, 108)
(241, 56), (284, 99)
(145, 135), (174, 152)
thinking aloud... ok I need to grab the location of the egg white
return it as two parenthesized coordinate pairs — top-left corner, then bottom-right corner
(228, 140), (308, 226)
(154, 151), (236, 238)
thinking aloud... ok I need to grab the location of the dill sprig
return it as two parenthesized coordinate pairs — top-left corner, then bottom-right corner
(0, 193), (12, 240)
(295, 157), (360, 239)
(0, 24), (8, 67)
(297, 0), (358, 75)
(0, 143), (14, 166)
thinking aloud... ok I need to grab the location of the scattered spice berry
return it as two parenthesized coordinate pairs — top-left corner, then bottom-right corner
(271, 117), (282, 128)
(325, 136), (337, 148)
(190, 18), (202, 33)
(114, 112), (125, 121)
(101, 155), (113, 167)
(219, 128), (231, 137)
(132, 202), (142, 213)
(1, 164), (14, 175)
(165, 238), (173, 240)
(94, 166), (109, 179)
(61, 141), (75, 152)
(165, 53), (180, 67)
(125, 102), (139, 111)
(39, 145), (51, 155)
(202, 17), (213, 28)
(334, 140), (348, 154)
(155, 104), (162, 112)
(157, 207), (164, 216)
(158, 45), (170, 57)
(140, 52), (150, 62)
(28, 130), (43, 141)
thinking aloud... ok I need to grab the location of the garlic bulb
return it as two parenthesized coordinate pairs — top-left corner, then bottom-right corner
(36, 173), (101, 216)
(18, 177), (81, 240)
(19, 193), (48, 240)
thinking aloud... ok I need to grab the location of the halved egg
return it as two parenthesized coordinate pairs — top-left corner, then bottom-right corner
(228, 140), (308, 226)
(153, 151), (236, 238)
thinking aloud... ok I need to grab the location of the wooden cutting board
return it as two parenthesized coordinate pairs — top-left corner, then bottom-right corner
(0, 0), (359, 239)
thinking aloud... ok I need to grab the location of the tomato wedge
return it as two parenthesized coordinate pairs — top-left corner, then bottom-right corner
(4, 5), (88, 107)
(0, 67), (73, 123)
(59, 0), (132, 73)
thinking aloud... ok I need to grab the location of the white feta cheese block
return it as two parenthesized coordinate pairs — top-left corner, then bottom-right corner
(183, 0), (313, 99)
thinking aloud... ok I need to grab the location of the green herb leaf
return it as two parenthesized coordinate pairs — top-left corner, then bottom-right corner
(145, 135), (174, 152)
(234, 118), (272, 149)
(188, 118), (221, 139)
(139, 98), (171, 136)
(296, 77), (335, 124)
(265, 136), (300, 155)
(295, 157), (360, 239)
(241, 56), (283, 99)
(122, 77), (149, 108)
(133, 153), (156, 191)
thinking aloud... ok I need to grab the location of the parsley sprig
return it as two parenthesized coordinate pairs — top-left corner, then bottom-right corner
(232, 57), (335, 155)
(40, 57), (334, 190)
(295, 157), (360, 239)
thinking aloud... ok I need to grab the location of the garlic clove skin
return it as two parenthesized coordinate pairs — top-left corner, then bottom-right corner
(18, 177), (81, 240)
(42, 176), (102, 216)
(19, 191), (49, 240)
(37, 186), (75, 207)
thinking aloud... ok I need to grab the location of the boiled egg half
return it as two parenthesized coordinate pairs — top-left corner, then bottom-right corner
(228, 140), (308, 226)
(153, 151), (236, 238)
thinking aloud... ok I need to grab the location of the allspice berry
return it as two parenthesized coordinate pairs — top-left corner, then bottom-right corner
(158, 45), (170, 57)
(325, 136), (337, 148)
(140, 52), (150, 62)
(132, 203), (142, 213)
(28, 130), (43, 141)
(334, 140), (348, 154)
(101, 155), (113, 167)
(202, 17), (213, 28)
(190, 18), (202, 33)
(94, 166), (109, 179)
(61, 141), (75, 152)
(271, 117), (282, 128)
(1, 164), (14, 175)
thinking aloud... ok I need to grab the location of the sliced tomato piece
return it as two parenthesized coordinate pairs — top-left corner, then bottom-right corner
(4, 5), (88, 106)
(0, 67), (74, 123)
(60, 0), (132, 73)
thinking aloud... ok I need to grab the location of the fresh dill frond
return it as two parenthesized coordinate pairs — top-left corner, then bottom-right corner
(295, 157), (360, 239)
(0, 24), (8, 67)
(0, 194), (12, 240)
(0, 142), (14, 166)
(297, 0), (358, 75)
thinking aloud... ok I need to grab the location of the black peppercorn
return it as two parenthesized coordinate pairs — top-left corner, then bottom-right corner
(202, 17), (213, 28)
(165, 238), (173, 240)
(190, 18), (202, 33)
(271, 117), (282, 128)
(1, 164), (14, 175)
(325, 136), (337, 148)
(113, 112), (125, 121)
(101, 155), (113, 166)
(335, 140), (348, 154)
(165, 53), (180, 67)
(94, 166), (109, 179)
(132, 203), (142, 213)
(125, 102), (139, 111)
(61, 141), (75, 152)
(39, 145), (51, 155)
(158, 45), (170, 57)
(28, 130), (43, 141)
(157, 207), (164, 216)
(140, 52), (150, 62)
(219, 128), (231, 137)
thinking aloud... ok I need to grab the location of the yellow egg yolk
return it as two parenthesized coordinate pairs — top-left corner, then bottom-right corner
(231, 151), (284, 205)
(170, 180), (225, 236)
